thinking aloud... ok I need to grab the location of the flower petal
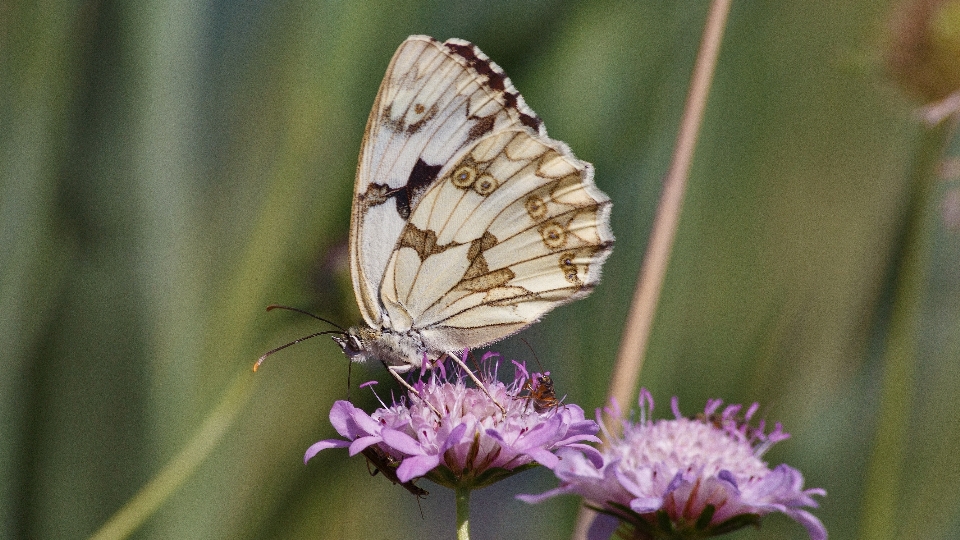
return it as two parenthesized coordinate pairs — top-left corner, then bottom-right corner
(521, 447), (559, 469)
(397, 454), (440, 482)
(440, 422), (469, 454)
(563, 443), (604, 469)
(381, 427), (425, 456)
(785, 509), (828, 540)
(303, 439), (350, 464)
(347, 435), (382, 456)
(327, 400), (357, 436)
(329, 400), (382, 439)
(516, 485), (576, 504)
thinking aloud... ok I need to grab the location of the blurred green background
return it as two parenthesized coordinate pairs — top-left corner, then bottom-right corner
(4, 0), (960, 538)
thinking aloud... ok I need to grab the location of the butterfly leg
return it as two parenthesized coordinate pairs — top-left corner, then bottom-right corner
(445, 352), (506, 414)
(386, 365), (443, 417)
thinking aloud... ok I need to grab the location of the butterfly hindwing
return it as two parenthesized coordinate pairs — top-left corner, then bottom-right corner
(350, 36), (543, 330)
(380, 128), (613, 352)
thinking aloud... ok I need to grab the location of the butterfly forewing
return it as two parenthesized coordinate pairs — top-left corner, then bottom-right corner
(347, 35), (612, 367)
(351, 36), (543, 330)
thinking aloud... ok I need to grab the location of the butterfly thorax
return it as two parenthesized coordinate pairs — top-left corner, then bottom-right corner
(335, 325), (427, 372)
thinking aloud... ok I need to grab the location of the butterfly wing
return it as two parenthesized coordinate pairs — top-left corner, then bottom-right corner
(379, 127), (613, 352)
(350, 36), (545, 329)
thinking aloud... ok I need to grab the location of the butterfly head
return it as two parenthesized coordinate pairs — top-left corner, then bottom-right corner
(334, 325), (431, 373)
(333, 327), (374, 363)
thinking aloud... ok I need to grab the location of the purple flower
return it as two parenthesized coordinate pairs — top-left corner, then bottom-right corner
(519, 389), (827, 540)
(305, 353), (602, 490)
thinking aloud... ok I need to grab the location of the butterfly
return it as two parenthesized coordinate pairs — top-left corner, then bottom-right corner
(333, 36), (614, 392)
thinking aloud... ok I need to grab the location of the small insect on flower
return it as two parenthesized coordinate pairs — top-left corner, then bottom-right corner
(513, 342), (563, 413)
(522, 372), (561, 413)
(513, 359), (561, 414)
(519, 389), (827, 540)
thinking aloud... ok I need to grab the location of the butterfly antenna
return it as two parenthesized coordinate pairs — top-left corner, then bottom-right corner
(253, 330), (346, 372)
(265, 304), (347, 332)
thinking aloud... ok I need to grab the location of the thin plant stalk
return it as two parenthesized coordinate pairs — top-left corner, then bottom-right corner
(456, 485), (471, 540)
(88, 372), (254, 540)
(603, 0), (733, 430)
(574, 1), (733, 538)
(858, 115), (955, 539)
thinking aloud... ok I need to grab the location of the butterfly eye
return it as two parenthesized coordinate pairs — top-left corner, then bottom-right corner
(332, 333), (366, 361)
(451, 165), (477, 188)
(539, 222), (567, 248)
(473, 175), (498, 195)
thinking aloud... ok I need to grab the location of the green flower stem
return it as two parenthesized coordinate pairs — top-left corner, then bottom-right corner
(859, 118), (954, 539)
(456, 485), (471, 540)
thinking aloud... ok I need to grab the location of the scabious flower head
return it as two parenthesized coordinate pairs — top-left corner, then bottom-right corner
(305, 352), (602, 491)
(520, 389), (827, 540)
